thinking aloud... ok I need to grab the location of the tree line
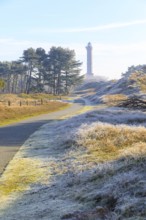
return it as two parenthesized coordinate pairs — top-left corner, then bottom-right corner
(0, 47), (84, 94)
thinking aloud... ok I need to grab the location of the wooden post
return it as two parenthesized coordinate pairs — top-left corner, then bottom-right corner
(8, 100), (11, 106)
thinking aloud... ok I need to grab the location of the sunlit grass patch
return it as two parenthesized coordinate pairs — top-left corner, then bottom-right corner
(56, 120), (146, 219)
(0, 158), (45, 196)
(129, 72), (146, 92)
(0, 93), (62, 101)
(120, 142), (146, 159)
(102, 94), (128, 106)
(18, 93), (62, 100)
(0, 156), (47, 210)
(77, 106), (94, 113)
(0, 101), (69, 126)
(63, 96), (75, 100)
(74, 122), (146, 165)
(0, 94), (19, 102)
(60, 105), (94, 120)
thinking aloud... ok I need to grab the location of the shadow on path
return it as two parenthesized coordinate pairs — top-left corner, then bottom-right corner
(0, 120), (54, 147)
(0, 101), (85, 175)
(0, 119), (56, 175)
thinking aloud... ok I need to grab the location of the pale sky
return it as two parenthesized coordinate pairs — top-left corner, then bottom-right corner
(0, 0), (146, 79)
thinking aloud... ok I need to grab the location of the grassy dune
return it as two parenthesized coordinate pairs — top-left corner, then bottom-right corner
(40, 111), (145, 219)
(58, 119), (146, 219)
(0, 109), (146, 219)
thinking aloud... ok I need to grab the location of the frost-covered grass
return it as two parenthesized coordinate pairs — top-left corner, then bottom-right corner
(129, 72), (146, 92)
(0, 106), (145, 220)
(101, 94), (128, 106)
(74, 122), (146, 163)
(75, 70), (144, 105)
(1, 75), (146, 219)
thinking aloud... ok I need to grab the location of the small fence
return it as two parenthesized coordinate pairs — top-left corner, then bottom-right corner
(0, 97), (62, 107)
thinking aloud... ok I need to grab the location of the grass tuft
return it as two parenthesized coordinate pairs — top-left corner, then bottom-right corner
(102, 94), (128, 106)
(74, 122), (146, 165)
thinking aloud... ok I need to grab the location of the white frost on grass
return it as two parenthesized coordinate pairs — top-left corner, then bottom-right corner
(0, 106), (146, 219)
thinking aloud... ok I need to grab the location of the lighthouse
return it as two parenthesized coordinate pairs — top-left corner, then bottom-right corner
(86, 42), (93, 78)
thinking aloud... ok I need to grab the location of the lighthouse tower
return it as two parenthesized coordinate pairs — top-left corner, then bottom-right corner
(86, 42), (93, 78)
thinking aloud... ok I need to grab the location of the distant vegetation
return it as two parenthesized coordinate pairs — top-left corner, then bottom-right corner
(0, 47), (84, 95)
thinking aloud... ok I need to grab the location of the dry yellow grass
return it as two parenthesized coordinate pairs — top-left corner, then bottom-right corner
(102, 94), (128, 106)
(0, 93), (61, 101)
(0, 93), (63, 108)
(0, 156), (48, 210)
(120, 142), (146, 158)
(0, 94), (20, 102)
(18, 93), (62, 100)
(42, 122), (146, 175)
(75, 123), (146, 165)
(0, 101), (69, 126)
(129, 72), (146, 92)
(0, 158), (44, 196)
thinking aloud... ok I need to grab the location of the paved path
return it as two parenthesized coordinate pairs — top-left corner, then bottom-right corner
(0, 101), (84, 175)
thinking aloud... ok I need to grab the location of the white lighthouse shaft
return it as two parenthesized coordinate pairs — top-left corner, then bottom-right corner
(86, 42), (93, 77)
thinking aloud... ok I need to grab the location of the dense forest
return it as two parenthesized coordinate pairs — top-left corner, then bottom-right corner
(0, 47), (84, 95)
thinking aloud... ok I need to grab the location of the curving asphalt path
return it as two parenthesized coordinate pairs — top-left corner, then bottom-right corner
(0, 101), (84, 175)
